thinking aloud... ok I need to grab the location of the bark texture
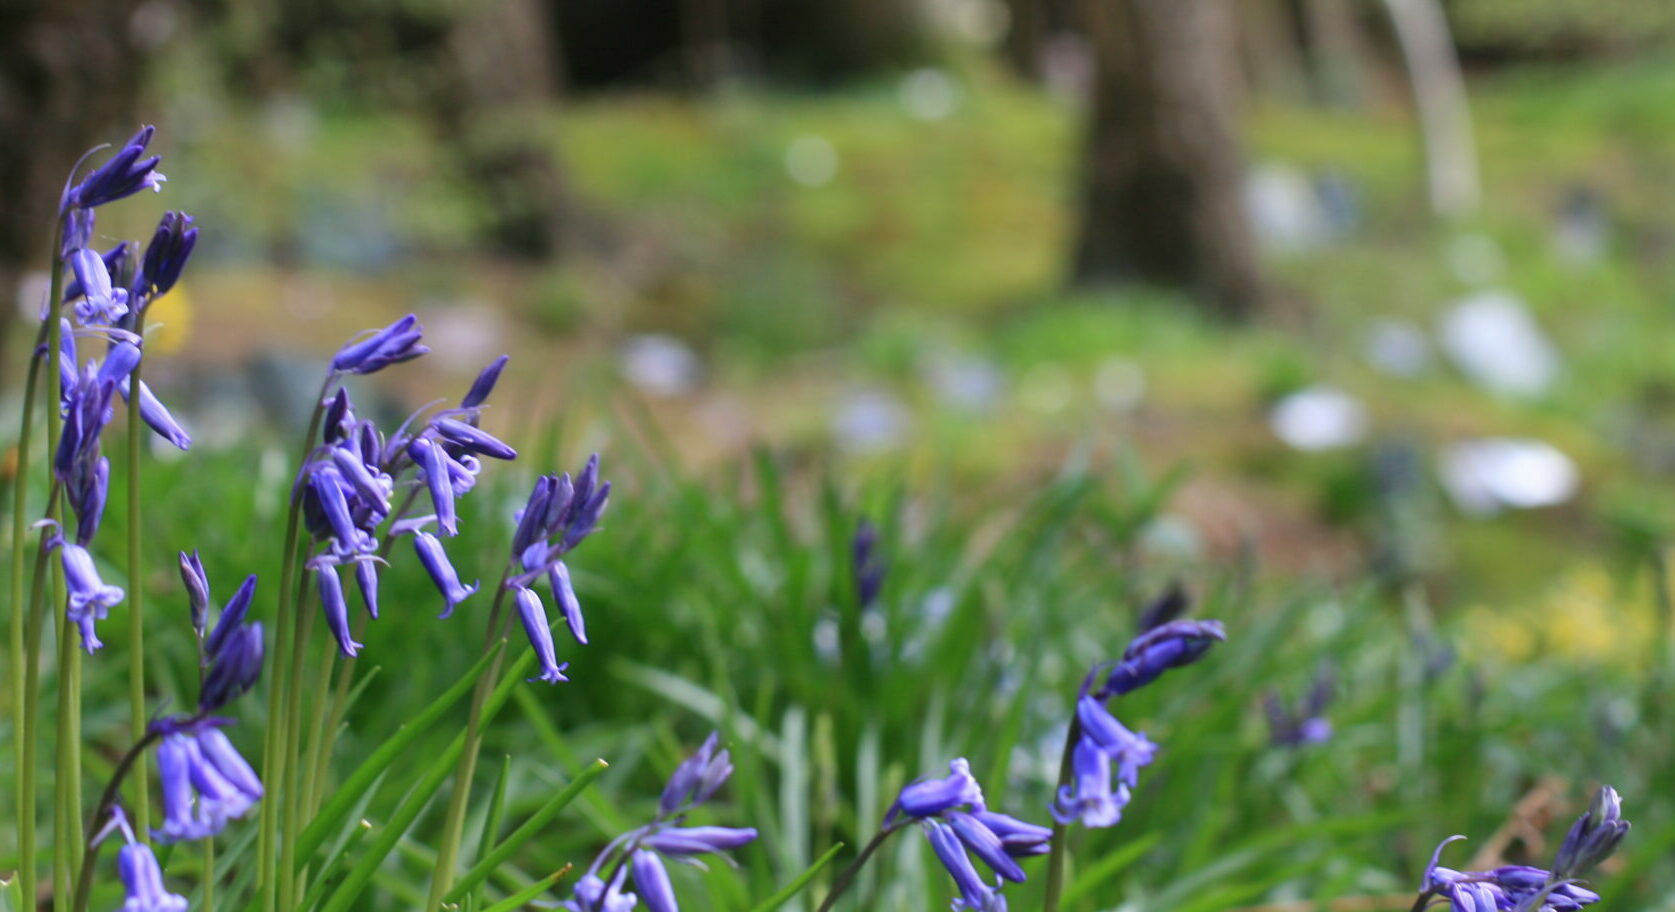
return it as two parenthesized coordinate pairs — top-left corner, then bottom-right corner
(1071, 0), (1268, 318)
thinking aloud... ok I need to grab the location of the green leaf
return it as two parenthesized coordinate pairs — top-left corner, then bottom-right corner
(296, 642), (505, 868)
(744, 841), (846, 912)
(480, 869), (567, 912)
(1060, 830), (1161, 906)
(297, 819), (372, 911)
(443, 759), (609, 903)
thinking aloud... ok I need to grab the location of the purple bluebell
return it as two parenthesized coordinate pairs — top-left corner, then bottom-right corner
(852, 519), (886, 610)
(413, 532), (478, 617)
(891, 758), (985, 822)
(179, 550), (209, 639)
(331, 314), (429, 375)
(203, 574), (258, 661)
(1554, 787), (1629, 880)
(562, 869), (637, 912)
(61, 125), (165, 212)
(116, 838), (189, 912)
(505, 458), (610, 674)
(118, 377), (192, 450)
(1099, 618), (1226, 698)
(925, 819), (1006, 912)
(1136, 580), (1189, 631)
(549, 560), (586, 645)
(947, 811), (1026, 883)
(330, 446), (393, 517)
(136, 211), (197, 300)
(60, 540), (124, 652)
(433, 418), (516, 460)
(71, 455), (109, 546)
(323, 388), (353, 442)
(152, 723), (263, 842)
(315, 563), (363, 657)
(1073, 695), (1156, 788)
(565, 733), (757, 912)
(409, 437), (459, 536)
(1414, 807), (1621, 912)
(971, 811), (1051, 857)
(355, 559), (381, 620)
(513, 586), (568, 684)
(68, 246), (132, 325)
(461, 354), (509, 408)
(1052, 740), (1122, 828)
(61, 242), (133, 302)
(199, 621), (264, 713)
(311, 469), (376, 556)
(632, 849), (677, 912)
(62, 207), (96, 257)
(1265, 663), (1334, 748)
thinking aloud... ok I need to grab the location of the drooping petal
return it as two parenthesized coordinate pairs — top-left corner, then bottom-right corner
(548, 560), (587, 645)
(413, 532), (478, 617)
(316, 565), (362, 657)
(632, 849), (678, 912)
(513, 586), (567, 684)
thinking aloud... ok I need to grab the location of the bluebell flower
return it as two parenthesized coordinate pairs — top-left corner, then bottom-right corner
(1099, 618), (1226, 698)
(61, 242), (133, 302)
(331, 314), (429, 375)
(179, 550), (210, 639)
(925, 819), (1006, 911)
(504, 458), (610, 677)
(119, 376), (193, 451)
(1135, 581), (1189, 631)
(61, 125), (165, 212)
(565, 733), (757, 912)
(59, 540), (124, 652)
(70, 454), (109, 546)
(67, 247), (130, 325)
(310, 468), (377, 557)
(355, 559), (381, 620)
(409, 437), (459, 536)
(513, 586), (568, 684)
(1554, 787), (1630, 880)
(461, 354), (509, 408)
(313, 562), (363, 658)
(136, 211), (197, 300)
(203, 574), (258, 662)
(413, 532), (478, 617)
(888, 758), (1047, 908)
(1050, 696), (1155, 828)
(152, 723), (263, 842)
(433, 418), (517, 460)
(1415, 813), (1620, 912)
(891, 758), (985, 822)
(200, 621), (264, 714)
(99, 809), (188, 912)
(1264, 663), (1334, 748)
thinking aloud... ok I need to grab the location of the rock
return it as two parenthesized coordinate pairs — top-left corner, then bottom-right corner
(1270, 385), (1368, 451)
(1438, 438), (1578, 515)
(1438, 290), (1558, 399)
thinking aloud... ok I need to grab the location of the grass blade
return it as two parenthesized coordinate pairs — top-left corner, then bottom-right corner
(746, 842), (846, 912)
(443, 759), (609, 903)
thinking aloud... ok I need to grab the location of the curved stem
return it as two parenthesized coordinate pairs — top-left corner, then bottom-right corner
(125, 355), (150, 839)
(1041, 715), (1082, 912)
(814, 824), (901, 912)
(68, 726), (165, 912)
(1409, 889), (1437, 912)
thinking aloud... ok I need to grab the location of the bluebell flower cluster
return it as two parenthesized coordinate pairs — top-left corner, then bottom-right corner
(94, 808), (188, 912)
(1264, 662), (1333, 748)
(563, 733), (758, 911)
(296, 325), (516, 655)
(506, 455), (611, 683)
(1414, 788), (1628, 912)
(887, 758), (1052, 911)
(1053, 619), (1225, 829)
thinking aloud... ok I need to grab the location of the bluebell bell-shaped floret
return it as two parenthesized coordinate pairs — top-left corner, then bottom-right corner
(330, 445), (393, 517)
(659, 732), (724, 815)
(409, 437), (459, 536)
(542, 472), (577, 536)
(434, 417), (517, 460)
(563, 480), (611, 552)
(1100, 618), (1226, 698)
(852, 519), (886, 610)
(512, 475), (555, 555)
(514, 586), (569, 684)
(116, 840), (188, 912)
(151, 723), (263, 843)
(641, 826), (759, 857)
(331, 314), (429, 375)
(62, 207), (96, 256)
(179, 550), (210, 638)
(414, 532), (478, 618)
(971, 811), (1052, 857)
(61, 126), (165, 211)
(200, 621), (264, 713)
(62, 242), (133, 302)
(60, 541), (123, 652)
(461, 354), (509, 408)
(355, 559), (381, 620)
(925, 820), (1006, 912)
(946, 812), (1026, 883)
(444, 450), (482, 495)
(116, 376), (192, 451)
(71, 454), (109, 546)
(1051, 739), (1127, 828)
(563, 869), (638, 912)
(1074, 695), (1156, 789)
(893, 758), (985, 821)
(313, 562), (363, 657)
(322, 388), (352, 442)
(203, 573), (257, 660)
(136, 211), (197, 300)
(67, 247), (130, 325)
(632, 849), (678, 912)
(309, 469), (375, 557)
(548, 560), (587, 644)
(1554, 786), (1629, 880)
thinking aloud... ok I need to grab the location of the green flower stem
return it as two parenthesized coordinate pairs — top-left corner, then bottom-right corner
(813, 824), (901, 912)
(257, 378), (331, 912)
(1041, 715), (1082, 912)
(423, 570), (515, 912)
(9, 313), (52, 912)
(18, 486), (58, 912)
(125, 356), (150, 839)
(279, 556), (321, 910)
(69, 726), (164, 912)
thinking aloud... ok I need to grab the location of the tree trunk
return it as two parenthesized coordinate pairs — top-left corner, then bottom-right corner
(0, 0), (143, 379)
(1071, 0), (1267, 318)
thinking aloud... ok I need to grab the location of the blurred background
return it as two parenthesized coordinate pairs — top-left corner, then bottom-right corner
(5, 0), (1675, 908)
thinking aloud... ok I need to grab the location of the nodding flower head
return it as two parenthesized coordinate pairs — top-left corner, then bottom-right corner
(891, 758), (986, 823)
(116, 838), (189, 912)
(136, 210), (197, 301)
(1099, 618), (1226, 698)
(179, 550), (210, 639)
(59, 540), (124, 652)
(61, 125), (165, 212)
(1554, 786), (1630, 880)
(888, 758), (1047, 909)
(658, 732), (732, 816)
(331, 314), (428, 375)
(199, 621), (264, 714)
(925, 819), (1007, 912)
(1418, 830), (1609, 912)
(151, 722), (264, 843)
